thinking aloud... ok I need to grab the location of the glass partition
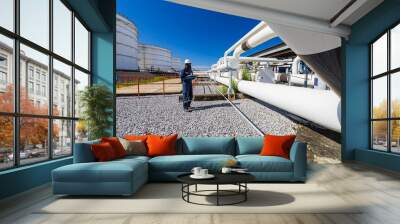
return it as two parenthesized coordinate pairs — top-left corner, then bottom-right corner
(0, 0), (91, 170)
(370, 23), (400, 153)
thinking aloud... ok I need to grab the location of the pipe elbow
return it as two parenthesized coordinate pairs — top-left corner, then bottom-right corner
(233, 46), (244, 59)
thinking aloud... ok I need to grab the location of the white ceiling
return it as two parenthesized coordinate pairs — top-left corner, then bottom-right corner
(229, 0), (352, 24)
(228, 0), (383, 25)
(169, 0), (384, 36)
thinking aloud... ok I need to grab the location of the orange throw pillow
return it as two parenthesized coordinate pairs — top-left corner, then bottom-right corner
(146, 134), (178, 157)
(260, 134), (296, 159)
(91, 142), (117, 162)
(101, 137), (127, 158)
(124, 135), (149, 141)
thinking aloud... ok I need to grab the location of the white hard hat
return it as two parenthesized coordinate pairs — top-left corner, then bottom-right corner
(184, 59), (191, 64)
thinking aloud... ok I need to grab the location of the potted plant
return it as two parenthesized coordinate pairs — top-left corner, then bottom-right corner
(79, 84), (113, 140)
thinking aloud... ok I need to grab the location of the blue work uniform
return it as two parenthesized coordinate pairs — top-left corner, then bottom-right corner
(180, 69), (194, 109)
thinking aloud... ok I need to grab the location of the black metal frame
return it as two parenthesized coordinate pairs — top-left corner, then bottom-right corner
(181, 183), (249, 206)
(0, 0), (92, 171)
(370, 21), (400, 154)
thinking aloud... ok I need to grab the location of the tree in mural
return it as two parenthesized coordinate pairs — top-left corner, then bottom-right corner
(0, 85), (14, 151)
(372, 99), (400, 144)
(372, 100), (388, 141)
(0, 85), (59, 153)
(75, 119), (88, 142)
(391, 100), (400, 143)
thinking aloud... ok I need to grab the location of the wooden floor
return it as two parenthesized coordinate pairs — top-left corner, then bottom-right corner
(1, 162), (400, 224)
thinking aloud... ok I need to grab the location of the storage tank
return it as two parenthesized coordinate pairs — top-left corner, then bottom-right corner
(116, 14), (139, 70)
(171, 57), (182, 72)
(138, 44), (172, 72)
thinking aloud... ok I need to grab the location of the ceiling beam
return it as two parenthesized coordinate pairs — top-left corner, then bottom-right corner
(168, 0), (351, 37)
(330, 0), (368, 27)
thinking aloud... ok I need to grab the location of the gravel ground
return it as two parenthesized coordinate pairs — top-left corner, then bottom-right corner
(116, 94), (296, 137)
(233, 98), (297, 135)
(117, 94), (260, 137)
(116, 93), (341, 163)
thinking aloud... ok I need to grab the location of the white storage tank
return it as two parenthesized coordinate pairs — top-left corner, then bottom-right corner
(171, 57), (182, 72)
(138, 44), (172, 72)
(116, 14), (139, 70)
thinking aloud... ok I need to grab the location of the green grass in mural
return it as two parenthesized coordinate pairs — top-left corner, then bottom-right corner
(217, 80), (239, 95)
(218, 85), (228, 94)
(117, 76), (174, 88)
(241, 67), (252, 81)
(231, 79), (239, 93)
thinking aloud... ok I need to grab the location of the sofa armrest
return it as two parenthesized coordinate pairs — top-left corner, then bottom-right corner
(73, 140), (100, 163)
(289, 141), (307, 181)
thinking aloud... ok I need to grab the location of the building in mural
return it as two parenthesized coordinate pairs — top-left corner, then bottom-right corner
(116, 14), (181, 72)
(116, 14), (139, 70)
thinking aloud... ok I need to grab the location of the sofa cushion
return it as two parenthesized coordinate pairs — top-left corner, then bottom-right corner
(101, 137), (127, 158)
(53, 158), (147, 183)
(73, 140), (100, 163)
(260, 135), (296, 159)
(147, 134), (178, 157)
(119, 138), (147, 156)
(180, 137), (235, 155)
(116, 155), (150, 163)
(124, 135), (149, 141)
(236, 155), (293, 172)
(236, 136), (263, 155)
(149, 154), (235, 172)
(91, 142), (118, 162)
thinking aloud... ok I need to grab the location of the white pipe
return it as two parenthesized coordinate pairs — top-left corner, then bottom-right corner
(221, 21), (267, 72)
(211, 76), (341, 132)
(217, 25), (277, 71)
(292, 56), (301, 74)
(168, 0), (351, 37)
(229, 56), (292, 63)
(224, 22), (267, 64)
(233, 26), (276, 59)
(221, 24), (276, 97)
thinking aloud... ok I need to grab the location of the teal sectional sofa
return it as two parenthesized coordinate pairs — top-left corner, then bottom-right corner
(52, 137), (307, 196)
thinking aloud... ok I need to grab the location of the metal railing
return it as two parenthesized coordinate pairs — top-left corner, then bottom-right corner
(116, 71), (183, 96)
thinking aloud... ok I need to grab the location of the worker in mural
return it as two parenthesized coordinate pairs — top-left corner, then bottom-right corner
(180, 59), (196, 112)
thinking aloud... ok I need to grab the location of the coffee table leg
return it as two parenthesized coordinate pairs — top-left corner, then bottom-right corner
(245, 183), (247, 201)
(216, 184), (219, 206)
(187, 184), (190, 202)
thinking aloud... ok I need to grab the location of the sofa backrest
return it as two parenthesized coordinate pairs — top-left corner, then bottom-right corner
(73, 139), (100, 163)
(178, 137), (236, 155)
(74, 136), (268, 161)
(236, 136), (263, 155)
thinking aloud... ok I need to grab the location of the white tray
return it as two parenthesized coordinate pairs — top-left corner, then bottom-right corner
(190, 174), (215, 179)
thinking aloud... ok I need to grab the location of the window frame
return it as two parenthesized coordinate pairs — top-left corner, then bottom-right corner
(0, 0), (92, 171)
(370, 21), (400, 154)
(0, 53), (7, 87)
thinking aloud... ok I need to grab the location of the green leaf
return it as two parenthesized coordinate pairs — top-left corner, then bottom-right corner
(79, 84), (113, 140)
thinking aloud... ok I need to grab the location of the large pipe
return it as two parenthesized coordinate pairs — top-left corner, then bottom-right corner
(224, 22), (267, 64)
(267, 23), (342, 95)
(221, 24), (276, 96)
(219, 25), (277, 71)
(211, 76), (341, 132)
(232, 56), (292, 63)
(233, 26), (276, 59)
(220, 22), (271, 71)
